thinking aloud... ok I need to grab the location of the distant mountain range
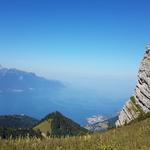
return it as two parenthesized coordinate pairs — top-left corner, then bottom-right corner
(0, 114), (39, 128)
(0, 64), (123, 125)
(0, 65), (64, 92)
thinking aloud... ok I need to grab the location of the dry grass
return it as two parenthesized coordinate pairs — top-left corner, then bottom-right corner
(0, 118), (150, 150)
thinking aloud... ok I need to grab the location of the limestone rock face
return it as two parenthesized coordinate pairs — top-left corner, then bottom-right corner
(116, 44), (150, 127)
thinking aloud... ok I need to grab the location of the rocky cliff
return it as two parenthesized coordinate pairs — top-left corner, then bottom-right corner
(116, 43), (150, 126)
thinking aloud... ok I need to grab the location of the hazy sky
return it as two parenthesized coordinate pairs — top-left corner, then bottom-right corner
(0, 0), (150, 83)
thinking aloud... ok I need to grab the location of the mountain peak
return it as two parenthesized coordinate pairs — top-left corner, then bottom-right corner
(34, 111), (88, 137)
(50, 111), (63, 117)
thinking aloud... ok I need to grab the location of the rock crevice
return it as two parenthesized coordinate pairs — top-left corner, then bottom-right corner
(116, 43), (150, 126)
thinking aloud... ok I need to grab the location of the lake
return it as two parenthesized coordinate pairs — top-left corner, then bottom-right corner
(0, 78), (136, 125)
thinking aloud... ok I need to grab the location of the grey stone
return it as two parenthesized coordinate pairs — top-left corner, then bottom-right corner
(116, 43), (150, 127)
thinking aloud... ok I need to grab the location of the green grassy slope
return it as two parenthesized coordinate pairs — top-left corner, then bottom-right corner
(34, 120), (52, 135)
(34, 111), (88, 137)
(1, 115), (150, 150)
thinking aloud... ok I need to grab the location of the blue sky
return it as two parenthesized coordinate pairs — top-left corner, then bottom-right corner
(0, 0), (150, 84)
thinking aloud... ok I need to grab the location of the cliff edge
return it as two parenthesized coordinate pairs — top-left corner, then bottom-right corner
(116, 43), (150, 126)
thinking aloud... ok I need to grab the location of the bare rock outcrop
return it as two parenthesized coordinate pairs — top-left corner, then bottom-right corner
(116, 43), (150, 126)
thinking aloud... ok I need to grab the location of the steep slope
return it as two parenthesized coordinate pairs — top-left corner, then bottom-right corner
(0, 115), (39, 128)
(34, 111), (88, 137)
(116, 43), (150, 126)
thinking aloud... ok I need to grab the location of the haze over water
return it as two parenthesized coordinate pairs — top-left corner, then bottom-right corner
(0, 0), (150, 124)
(0, 72), (136, 125)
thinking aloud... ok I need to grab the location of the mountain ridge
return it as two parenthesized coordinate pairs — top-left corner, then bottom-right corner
(0, 114), (39, 128)
(0, 65), (64, 92)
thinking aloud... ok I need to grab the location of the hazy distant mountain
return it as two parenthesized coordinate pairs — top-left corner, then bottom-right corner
(0, 65), (123, 125)
(0, 65), (64, 92)
(0, 114), (39, 128)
